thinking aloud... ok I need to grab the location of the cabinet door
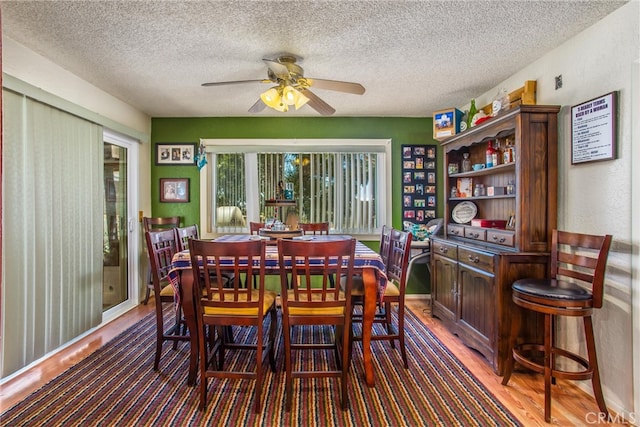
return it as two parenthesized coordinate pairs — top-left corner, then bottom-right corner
(457, 264), (496, 366)
(432, 253), (457, 325)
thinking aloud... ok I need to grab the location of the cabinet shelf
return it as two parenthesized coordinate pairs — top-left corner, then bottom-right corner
(450, 162), (515, 178)
(450, 195), (515, 202)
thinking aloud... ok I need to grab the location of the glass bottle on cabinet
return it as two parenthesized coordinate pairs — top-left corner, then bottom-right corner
(461, 152), (471, 172)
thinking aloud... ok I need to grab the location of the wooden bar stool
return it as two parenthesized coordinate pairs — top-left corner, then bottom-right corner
(502, 229), (612, 423)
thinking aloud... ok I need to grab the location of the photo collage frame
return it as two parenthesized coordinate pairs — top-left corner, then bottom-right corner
(402, 144), (437, 224)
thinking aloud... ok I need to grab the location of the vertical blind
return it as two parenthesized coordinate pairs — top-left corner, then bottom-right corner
(1, 90), (103, 378)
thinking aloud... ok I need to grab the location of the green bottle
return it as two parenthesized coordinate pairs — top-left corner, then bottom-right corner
(467, 99), (477, 128)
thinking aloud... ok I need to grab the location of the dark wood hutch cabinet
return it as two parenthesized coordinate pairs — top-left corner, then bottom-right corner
(430, 105), (560, 375)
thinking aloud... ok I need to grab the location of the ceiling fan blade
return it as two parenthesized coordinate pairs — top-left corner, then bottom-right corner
(303, 90), (336, 116)
(262, 58), (291, 79)
(202, 79), (270, 87)
(248, 98), (267, 113)
(305, 78), (365, 95)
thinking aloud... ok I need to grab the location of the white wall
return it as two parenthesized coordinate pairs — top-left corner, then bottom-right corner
(473, 2), (639, 419)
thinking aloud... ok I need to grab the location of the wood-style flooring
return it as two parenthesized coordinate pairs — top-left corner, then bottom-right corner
(0, 299), (629, 426)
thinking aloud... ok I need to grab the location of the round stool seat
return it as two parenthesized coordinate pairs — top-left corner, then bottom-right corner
(513, 278), (591, 302)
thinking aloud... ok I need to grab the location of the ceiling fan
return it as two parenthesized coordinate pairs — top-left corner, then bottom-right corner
(201, 55), (365, 116)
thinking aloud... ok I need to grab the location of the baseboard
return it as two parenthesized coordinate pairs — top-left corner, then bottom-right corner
(405, 293), (431, 302)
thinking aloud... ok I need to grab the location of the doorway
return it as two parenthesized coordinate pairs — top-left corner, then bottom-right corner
(102, 130), (139, 316)
(103, 141), (128, 310)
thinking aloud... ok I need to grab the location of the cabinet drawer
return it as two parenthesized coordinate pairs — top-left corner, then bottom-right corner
(486, 229), (515, 247)
(458, 247), (494, 272)
(432, 240), (457, 260)
(464, 226), (486, 242)
(447, 224), (465, 238)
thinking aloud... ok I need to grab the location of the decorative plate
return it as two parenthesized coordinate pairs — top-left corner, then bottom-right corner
(452, 201), (478, 224)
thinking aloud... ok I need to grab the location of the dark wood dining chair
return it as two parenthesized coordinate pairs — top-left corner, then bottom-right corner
(175, 223), (234, 286)
(348, 224), (391, 318)
(501, 229), (613, 422)
(249, 222), (265, 235)
(145, 229), (189, 372)
(348, 228), (412, 368)
(143, 216), (181, 233)
(175, 224), (199, 251)
(189, 238), (277, 413)
(142, 216), (181, 304)
(299, 222), (330, 235)
(277, 238), (356, 411)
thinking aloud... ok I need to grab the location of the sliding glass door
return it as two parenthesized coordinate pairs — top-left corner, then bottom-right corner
(103, 141), (129, 310)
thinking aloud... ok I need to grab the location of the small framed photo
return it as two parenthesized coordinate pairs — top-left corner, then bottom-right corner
(156, 143), (196, 165)
(403, 160), (415, 170)
(160, 178), (190, 203)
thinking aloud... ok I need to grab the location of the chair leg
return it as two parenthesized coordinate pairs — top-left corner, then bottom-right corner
(268, 309), (277, 372)
(254, 325), (264, 414)
(172, 304), (182, 350)
(153, 302), (164, 371)
(341, 322), (350, 410)
(334, 325), (343, 370)
(199, 323), (208, 410)
(397, 301), (408, 369)
(143, 266), (152, 304)
(584, 315), (609, 418)
(143, 285), (152, 305)
(284, 325), (293, 411)
(385, 302), (395, 349)
(544, 313), (553, 423)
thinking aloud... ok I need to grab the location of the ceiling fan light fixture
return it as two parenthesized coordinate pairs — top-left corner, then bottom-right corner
(260, 87), (280, 107)
(282, 85), (309, 110)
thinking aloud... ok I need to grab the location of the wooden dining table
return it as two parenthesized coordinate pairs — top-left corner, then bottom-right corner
(168, 234), (387, 387)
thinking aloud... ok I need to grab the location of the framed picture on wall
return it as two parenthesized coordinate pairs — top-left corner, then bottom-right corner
(156, 143), (196, 165)
(160, 178), (190, 203)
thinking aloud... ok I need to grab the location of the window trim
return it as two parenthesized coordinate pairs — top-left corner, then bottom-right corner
(198, 138), (392, 240)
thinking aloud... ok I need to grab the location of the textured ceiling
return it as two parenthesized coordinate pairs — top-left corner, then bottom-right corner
(0, 0), (628, 118)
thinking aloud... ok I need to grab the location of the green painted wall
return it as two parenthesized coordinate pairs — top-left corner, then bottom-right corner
(151, 116), (442, 293)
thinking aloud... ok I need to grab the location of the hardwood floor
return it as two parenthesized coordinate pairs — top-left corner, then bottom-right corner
(0, 299), (629, 425)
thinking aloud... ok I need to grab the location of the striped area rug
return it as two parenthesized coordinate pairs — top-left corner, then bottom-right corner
(1, 307), (521, 427)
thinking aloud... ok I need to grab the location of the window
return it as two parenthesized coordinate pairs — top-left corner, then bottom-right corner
(199, 139), (391, 239)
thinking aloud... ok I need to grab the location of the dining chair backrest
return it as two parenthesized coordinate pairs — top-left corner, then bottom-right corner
(175, 224), (199, 251)
(142, 216), (181, 304)
(299, 222), (330, 235)
(379, 225), (393, 271)
(249, 222), (265, 235)
(189, 238), (267, 314)
(278, 238), (355, 316)
(143, 216), (181, 232)
(386, 228), (413, 294)
(145, 229), (180, 285)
